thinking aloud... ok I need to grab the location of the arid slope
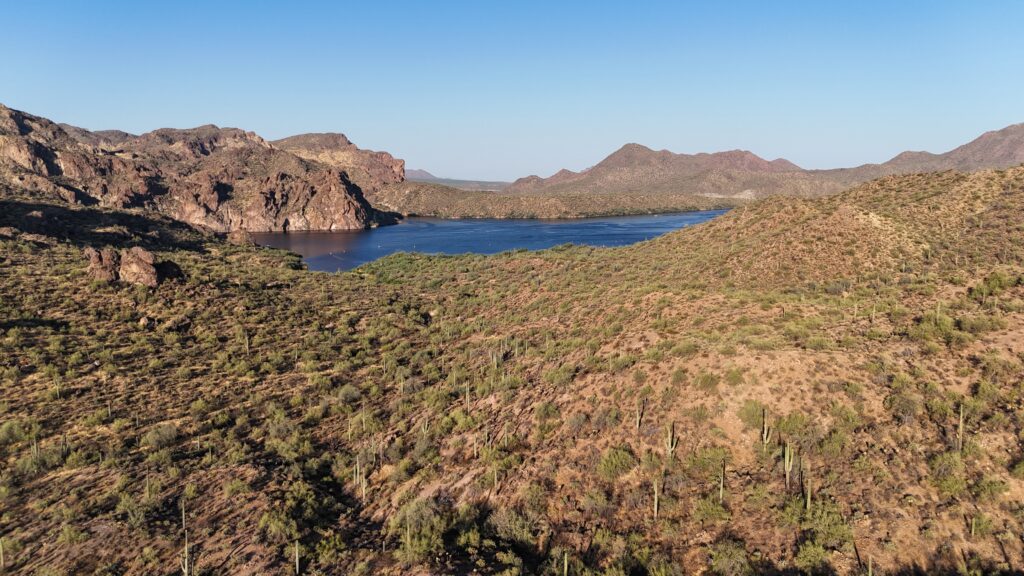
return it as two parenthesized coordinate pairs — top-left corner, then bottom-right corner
(3, 166), (1024, 575)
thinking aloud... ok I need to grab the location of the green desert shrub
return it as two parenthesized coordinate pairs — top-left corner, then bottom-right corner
(929, 451), (967, 498)
(140, 422), (179, 450)
(388, 496), (453, 562)
(710, 539), (753, 576)
(597, 445), (637, 482)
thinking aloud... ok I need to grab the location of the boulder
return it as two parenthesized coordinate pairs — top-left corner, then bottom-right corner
(227, 228), (254, 246)
(84, 246), (120, 282)
(119, 247), (159, 288)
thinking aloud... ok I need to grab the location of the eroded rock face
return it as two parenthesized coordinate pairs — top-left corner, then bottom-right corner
(119, 247), (159, 288)
(271, 132), (405, 194)
(0, 104), (387, 232)
(84, 246), (120, 282)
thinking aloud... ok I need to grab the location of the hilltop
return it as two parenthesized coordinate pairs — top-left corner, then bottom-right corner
(271, 133), (405, 195)
(3, 165), (1024, 574)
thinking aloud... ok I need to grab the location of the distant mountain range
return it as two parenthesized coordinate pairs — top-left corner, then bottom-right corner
(505, 123), (1024, 200)
(405, 168), (511, 191)
(3, 101), (1023, 227)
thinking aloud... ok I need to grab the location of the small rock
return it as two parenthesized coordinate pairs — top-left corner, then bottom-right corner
(119, 247), (159, 288)
(158, 315), (192, 333)
(0, 226), (17, 238)
(84, 246), (120, 282)
(20, 233), (52, 245)
(138, 316), (152, 329)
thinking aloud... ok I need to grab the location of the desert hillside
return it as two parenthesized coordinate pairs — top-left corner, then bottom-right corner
(3, 165), (1024, 574)
(404, 169), (512, 192)
(367, 180), (734, 219)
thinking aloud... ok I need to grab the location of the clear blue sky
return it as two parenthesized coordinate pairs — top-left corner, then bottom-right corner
(3, 1), (1022, 180)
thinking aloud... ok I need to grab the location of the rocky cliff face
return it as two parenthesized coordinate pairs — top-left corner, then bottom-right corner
(272, 132), (405, 194)
(0, 104), (386, 232)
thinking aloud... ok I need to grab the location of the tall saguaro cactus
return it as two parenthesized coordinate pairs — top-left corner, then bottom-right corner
(784, 441), (795, 490)
(760, 408), (773, 455)
(664, 422), (678, 460)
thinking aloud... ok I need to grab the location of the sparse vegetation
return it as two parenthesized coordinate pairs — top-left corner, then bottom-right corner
(4, 164), (1024, 574)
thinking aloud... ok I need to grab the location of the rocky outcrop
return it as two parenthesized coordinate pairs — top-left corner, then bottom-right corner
(84, 245), (162, 287)
(84, 246), (120, 282)
(272, 133), (405, 194)
(119, 247), (159, 287)
(0, 103), (388, 232)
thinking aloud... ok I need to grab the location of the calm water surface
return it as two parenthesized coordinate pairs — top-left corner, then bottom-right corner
(252, 210), (726, 272)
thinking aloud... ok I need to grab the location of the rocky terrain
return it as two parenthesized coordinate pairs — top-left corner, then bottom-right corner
(0, 104), (392, 232)
(4, 164), (1024, 574)
(272, 133), (405, 195)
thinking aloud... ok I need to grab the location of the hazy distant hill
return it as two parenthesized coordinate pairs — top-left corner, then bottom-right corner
(405, 168), (511, 191)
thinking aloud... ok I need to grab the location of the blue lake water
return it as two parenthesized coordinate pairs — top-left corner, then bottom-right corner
(252, 210), (726, 272)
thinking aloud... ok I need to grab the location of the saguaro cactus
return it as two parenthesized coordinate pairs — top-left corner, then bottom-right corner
(957, 402), (965, 452)
(635, 397), (646, 431)
(653, 478), (660, 519)
(719, 462), (726, 503)
(664, 422), (678, 459)
(760, 408), (773, 455)
(179, 499), (195, 576)
(784, 441), (795, 490)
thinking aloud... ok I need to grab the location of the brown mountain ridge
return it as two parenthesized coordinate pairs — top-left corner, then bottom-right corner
(504, 124), (1024, 202)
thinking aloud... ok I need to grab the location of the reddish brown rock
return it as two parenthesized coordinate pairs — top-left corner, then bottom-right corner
(118, 247), (158, 288)
(84, 246), (120, 282)
(272, 132), (405, 194)
(0, 104), (387, 232)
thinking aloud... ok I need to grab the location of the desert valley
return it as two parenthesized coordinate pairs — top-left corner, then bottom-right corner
(4, 101), (1024, 575)
(4, 3), (1024, 575)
